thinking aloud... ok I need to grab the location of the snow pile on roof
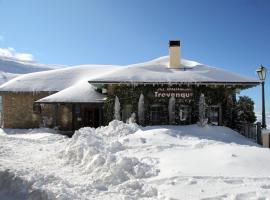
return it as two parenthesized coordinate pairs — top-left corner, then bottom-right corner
(0, 65), (120, 92)
(1, 122), (270, 199)
(36, 81), (106, 103)
(0, 71), (19, 85)
(0, 55), (259, 93)
(0, 56), (62, 74)
(0, 56), (62, 86)
(89, 56), (259, 85)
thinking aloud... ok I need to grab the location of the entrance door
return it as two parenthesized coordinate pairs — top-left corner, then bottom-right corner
(83, 108), (100, 128)
(207, 106), (220, 125)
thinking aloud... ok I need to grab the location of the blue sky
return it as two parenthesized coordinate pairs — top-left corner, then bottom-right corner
(0, 0), (270, 113)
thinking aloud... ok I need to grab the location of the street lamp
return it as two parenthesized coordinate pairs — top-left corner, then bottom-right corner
(256, 65), (267, 129)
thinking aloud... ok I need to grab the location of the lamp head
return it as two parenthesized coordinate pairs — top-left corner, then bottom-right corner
(256, 65), (267, 81)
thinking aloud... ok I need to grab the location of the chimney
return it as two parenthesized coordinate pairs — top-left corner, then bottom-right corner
(169, 40), (181, 68)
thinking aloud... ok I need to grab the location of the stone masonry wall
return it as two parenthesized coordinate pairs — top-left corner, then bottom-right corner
(0, 92), (54, 128)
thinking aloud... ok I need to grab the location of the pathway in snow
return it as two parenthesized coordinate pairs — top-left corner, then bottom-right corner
(1, 122), (270, 199)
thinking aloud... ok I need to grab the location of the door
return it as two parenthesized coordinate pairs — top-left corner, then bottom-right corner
(207, 106), (220, 125)
(83, 108), (100, 128)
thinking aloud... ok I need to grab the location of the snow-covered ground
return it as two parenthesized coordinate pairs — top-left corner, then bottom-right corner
(1, 121), (270, 199)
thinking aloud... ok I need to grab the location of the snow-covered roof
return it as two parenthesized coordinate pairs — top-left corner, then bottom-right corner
(0, 56), (62, 74)
(0, 56), (259, 94)
(36, 81), (106, 103)
(0, 65), (120, 92)
(0, 56), (64, 85)
(88, 56), (260, 86)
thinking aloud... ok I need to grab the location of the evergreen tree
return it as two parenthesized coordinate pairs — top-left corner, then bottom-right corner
(138, 94), (145, 125)
(114, 96), (121, 120)
(236, 96), (256, 124)
(198, 93), (208, 127)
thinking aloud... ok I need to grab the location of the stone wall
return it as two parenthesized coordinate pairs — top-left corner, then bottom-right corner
(0, 92), (94, 131)
(0, 92), (54, 128)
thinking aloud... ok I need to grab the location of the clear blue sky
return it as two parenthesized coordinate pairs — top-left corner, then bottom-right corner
(0, 0), (270, 113)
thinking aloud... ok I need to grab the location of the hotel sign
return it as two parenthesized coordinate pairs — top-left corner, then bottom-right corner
(154, 88), (193, 99)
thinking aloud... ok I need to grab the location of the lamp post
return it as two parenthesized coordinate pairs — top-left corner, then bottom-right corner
(256, 65), (267, 129)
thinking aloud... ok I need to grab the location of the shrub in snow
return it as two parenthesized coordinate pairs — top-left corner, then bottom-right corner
(168, 96), (176, 124)
(114, 96), (121, 120)
(138, 94), (145, 125)
(198, 93), (208, 127)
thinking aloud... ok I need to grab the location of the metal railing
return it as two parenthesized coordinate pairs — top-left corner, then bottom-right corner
(235, 122), (262, 144)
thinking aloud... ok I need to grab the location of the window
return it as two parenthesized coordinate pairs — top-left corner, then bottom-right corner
(150, 104), (167, 125)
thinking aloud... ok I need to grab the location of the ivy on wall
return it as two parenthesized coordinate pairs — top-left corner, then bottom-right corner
(103, 84), (237, 127)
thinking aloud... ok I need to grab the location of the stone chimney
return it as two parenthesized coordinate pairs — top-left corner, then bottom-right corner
(169, 40), (181, 68)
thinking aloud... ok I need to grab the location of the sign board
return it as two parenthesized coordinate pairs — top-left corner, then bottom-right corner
(154, 88), (193, 99)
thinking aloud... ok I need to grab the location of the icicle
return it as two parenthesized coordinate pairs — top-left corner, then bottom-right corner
(114, 96), (121, 120)
(138, 94), (145, 125)
(168, 96), (176, 124)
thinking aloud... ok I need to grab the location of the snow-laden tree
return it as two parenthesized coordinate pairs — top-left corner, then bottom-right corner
(168, 96), (176, 124)
(138, 94), (145, 125)
(198, 93), (208, 127)
(236, 96), (256, 124)
(114, 96), (121, 120)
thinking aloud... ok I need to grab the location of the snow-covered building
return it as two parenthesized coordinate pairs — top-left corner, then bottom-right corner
(0, 65), (120, 130)
(0, 41), (260, 130)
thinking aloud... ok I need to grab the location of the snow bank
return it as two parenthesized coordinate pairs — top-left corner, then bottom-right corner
(0, 169), (49, 200)
(59, 120), (158, 198)
(0, 128), (64, 141)
(2, 122), (270, 199)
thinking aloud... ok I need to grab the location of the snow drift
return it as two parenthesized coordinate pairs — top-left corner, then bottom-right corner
(59, 121), (159, 195)
(1, 121), (270, 199)
(0, 121), (159, 200)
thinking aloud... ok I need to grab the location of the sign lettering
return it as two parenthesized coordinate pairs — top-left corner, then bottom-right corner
(154, 88), (193, 99)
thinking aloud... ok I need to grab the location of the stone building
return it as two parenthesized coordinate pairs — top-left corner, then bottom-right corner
(0, 65), (119, 130)
(0, 41), (260, 131)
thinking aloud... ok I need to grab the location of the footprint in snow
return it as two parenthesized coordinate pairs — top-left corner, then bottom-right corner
(223, 179), (243, 184)
(234, 191), (257, 200)
(200, 194), (228, 200)
(261, 184), (270, 189)
(187, 179), (197, 185)
(140, 138), (146, 143)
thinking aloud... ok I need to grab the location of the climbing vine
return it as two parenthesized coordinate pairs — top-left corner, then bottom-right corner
(103, 84), (237, 127)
